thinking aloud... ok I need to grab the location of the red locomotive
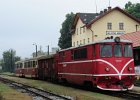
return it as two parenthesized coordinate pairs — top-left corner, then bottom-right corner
(15, 37), (135, 91)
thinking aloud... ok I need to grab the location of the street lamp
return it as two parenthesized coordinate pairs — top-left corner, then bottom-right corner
(33, 43), (37, 57)
(46, 45), (49, 55)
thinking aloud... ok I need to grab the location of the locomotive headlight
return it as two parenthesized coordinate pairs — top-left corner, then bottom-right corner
(128, 67), (133, 71)
(105, 67), (110, 72)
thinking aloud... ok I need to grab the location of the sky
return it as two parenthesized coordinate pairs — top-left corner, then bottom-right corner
(0, 0), (140, 59)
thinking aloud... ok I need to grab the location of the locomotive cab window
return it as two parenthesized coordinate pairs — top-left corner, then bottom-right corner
(74, 48), (87, 60)
(100, 44), (112, 57)
(124, 44), (133, 57)
(114, 44), (122, 57)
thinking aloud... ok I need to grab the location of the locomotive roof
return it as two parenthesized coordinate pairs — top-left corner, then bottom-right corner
(59, 39), (132, 52)
(37, 54), (54, 60)
(15, 60), (24, 64)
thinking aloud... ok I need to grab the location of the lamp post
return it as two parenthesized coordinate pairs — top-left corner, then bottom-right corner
(47, 45), (49, 55)
(10, 49), (12, 72)
(33, 43), (37, 57)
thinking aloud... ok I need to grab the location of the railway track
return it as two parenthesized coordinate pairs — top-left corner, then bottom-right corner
(0, 76), (73, 100)
(1, 74), (140, 100)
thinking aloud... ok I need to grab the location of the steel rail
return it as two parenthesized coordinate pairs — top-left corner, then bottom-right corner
(0, 76), (72, 100)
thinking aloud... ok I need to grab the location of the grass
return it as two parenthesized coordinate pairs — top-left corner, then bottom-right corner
(2, 75), (124, 100)
(0, 82), (32, 100)
(0, 72), (15, 76)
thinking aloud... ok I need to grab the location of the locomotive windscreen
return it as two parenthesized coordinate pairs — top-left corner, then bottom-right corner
(100, 44), (112, 57)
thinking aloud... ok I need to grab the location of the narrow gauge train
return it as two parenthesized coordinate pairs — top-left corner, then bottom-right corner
(15, 37), (135, 91)
(15, 58), (38, 78)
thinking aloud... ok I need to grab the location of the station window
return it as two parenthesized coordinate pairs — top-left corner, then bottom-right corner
(83, 39), (85, 44)
(88, 38), (90, 43)
(73, 42), (75, 47)
(74, 48), (87, 60)
(107, 22), (112, 30)
(119, 23), (124, 30)
(77, 41), (79, 45)
(77, 28), (78, 35)
(83, 27), (86, 33)
(80, 40), (82, 45)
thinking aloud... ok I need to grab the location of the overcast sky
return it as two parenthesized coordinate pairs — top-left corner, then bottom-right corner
(0, 0), (139, 59)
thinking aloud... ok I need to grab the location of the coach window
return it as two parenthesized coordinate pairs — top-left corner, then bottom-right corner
(59, 52), (65, 61)
(20, 63), (22, 68)
(74, 48), (87, 60)
(33, 61), (35, 67)
(28, 62), (30, 68)
(114, 44), (122, 57)
(124, 44), (133, 57)
(100, 44), (112, 57)
(25, 62), (27, 68)
(16, 64), (18, 68)
(71, 50), (74, 60)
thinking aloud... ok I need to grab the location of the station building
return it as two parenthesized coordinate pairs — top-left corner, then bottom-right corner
(71, 7), (140, 47)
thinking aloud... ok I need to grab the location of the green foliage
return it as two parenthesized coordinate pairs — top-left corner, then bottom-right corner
(58, 12), (75, 49)
(0, 49), (21, 72)
(125, 1), (140, 19)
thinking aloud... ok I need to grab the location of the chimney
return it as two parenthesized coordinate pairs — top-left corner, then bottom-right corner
(104, 9), (107, 13)
(108, 6), (112, 11)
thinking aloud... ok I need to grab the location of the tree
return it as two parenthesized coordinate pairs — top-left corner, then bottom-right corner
(125, 1), (140, 19)
(58, 12), (75, 49)
(1, 49), (21, 72)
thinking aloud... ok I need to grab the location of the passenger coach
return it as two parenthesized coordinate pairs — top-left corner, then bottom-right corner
(15, 58), (38, 78)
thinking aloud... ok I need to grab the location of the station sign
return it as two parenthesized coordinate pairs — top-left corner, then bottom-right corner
(106, 31), (125, 35)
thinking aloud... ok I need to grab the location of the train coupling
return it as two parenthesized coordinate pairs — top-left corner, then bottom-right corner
(116, 81), (128, 90)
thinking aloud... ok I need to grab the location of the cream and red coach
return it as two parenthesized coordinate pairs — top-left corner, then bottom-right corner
(15, 60), (24, 77)
(15, 58), (38, 78)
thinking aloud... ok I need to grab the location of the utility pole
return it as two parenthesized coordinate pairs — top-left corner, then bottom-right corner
(10, 49), (12, 72)
(33, 43), (38, 57)
(47, 45), (49, 55)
